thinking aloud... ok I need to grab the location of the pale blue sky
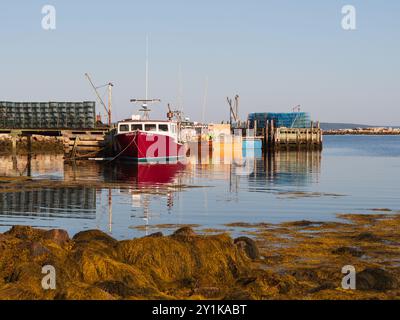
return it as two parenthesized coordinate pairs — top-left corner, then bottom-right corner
(0, 0), (399, 125)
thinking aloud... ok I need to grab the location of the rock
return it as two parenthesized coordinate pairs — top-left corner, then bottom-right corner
(171, 227), (196, 240)
(4, 226), (45, 240)
(288, 220), (316, 227)
(308, 282), (336, 294)
(29, 242), (51, 257)
(223, 290), (256, 300)
(332, 247), (364, 257)
(145, 232), (163, 238)
(95, 281), (136, 298)
(0, 234), (9, 242)
(73, 230), (117, 246)
(116, 232), (249, 288)
(237, 276), (258, 286)
(54, 282), (116, 300)
(43, 229), (70, 245)
(357, 268), (398, 291)
(0, 226), (256, 300)
(193, 287), (222, 299)
(71, 245), (151, 288)
(355, 232), (381, 242)
(290, 269), (319, 282)
(234, 237), (260, 260)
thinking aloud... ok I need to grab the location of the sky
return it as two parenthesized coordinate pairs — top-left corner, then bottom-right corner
(0, 0), (399, 125)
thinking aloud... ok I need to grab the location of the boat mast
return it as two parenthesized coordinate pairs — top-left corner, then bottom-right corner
(130, 34), (160, 120)
(145, 34), (149, 102)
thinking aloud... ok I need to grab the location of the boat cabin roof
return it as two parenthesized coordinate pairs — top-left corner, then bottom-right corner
(119, 119), (175, 124)
(117, 120), (179, 135)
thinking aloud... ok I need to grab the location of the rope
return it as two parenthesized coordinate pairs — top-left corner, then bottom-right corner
(65, 147), (105, 161)
(65, 131), (143, 162)
(106, 131), (140, 163)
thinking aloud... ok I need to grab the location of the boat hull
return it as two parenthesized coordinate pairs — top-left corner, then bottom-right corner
(114, 131), (185, 162)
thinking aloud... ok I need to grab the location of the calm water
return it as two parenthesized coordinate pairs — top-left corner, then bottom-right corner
(0, 135), (399, 239)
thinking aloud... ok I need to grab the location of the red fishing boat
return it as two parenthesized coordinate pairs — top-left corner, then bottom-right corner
(113, 36), (187, 162)
(114, 117), (185, 162)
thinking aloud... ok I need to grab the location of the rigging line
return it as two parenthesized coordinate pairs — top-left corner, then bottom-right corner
(65, 147), (106, 161)
(106, 132), (140, 163)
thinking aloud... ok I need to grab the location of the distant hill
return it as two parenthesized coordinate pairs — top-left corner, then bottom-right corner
(320, 123), (400, 130)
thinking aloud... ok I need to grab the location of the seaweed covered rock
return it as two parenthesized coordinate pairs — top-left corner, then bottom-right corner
(171, 227), (197, 240)
(356, 268), (398, 291)
(116, 232), (250, 289)
(0, 225), (256, 300)
(4, 226), (46, 240)
(73, 230), (117, 246)
(234, 237), (260, 260)
(4, 216), (399, 301)
(43, 229), (70, 245)
(331, 247), (364, 257)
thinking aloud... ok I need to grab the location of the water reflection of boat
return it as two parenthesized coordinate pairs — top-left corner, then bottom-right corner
(103, 162), (186, 186)
(103, 162), (186, 235)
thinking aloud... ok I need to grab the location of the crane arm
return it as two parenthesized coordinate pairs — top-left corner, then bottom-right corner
(85, 73), (109, 114)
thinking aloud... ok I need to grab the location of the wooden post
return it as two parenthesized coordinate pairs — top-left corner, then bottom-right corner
(209, 138), (213, 160)
(198, 135), (202, 164)
(306, 128), (309, 146)
(70, 136), (80, 159)
(317, 121), (322, 146)
(271, 120), (275, 150)
(311, 121), (314, 146)
(286, 129), (289, 147)
(11, 135), (17, 156)
(27, 135), (32, 177)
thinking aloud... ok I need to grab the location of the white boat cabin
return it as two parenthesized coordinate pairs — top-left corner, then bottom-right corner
(117, 120), (179, 140)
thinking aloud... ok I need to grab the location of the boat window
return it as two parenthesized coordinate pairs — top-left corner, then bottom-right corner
(145, 124), (157, 132)
(119, 124), (129, 132)
(131, 124), (143, 131)
(158, 124), (169, 132)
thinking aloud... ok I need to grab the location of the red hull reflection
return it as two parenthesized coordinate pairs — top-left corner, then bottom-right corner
(106, 162), (186, 186)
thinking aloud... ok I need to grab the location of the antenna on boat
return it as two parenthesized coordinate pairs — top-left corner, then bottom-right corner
(177, 65), (183, 114)
(202, 76), (208, 124)
(130, 34), (161, 120)
(145, 34), (149, 102)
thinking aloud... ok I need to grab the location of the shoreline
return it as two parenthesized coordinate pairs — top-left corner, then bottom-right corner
(0, 213), (398, 300)
(323, 130), (400, 135)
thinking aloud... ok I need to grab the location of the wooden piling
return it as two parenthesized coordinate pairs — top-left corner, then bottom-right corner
(11, 136), (17, 157)
(27, 135), (32, 177)
(259, 119), (322, 151)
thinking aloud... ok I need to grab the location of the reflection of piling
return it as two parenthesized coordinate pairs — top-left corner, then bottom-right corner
(11, 131), (18, 171)
(260, 149), (322, 186)
(108, 188), (112, 233)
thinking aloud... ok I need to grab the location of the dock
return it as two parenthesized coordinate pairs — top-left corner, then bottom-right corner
(0, 100), (113, 159)
(261, 120), (323, 151)
(235, 120), (323, 151)
(0, 128), (111, 158)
